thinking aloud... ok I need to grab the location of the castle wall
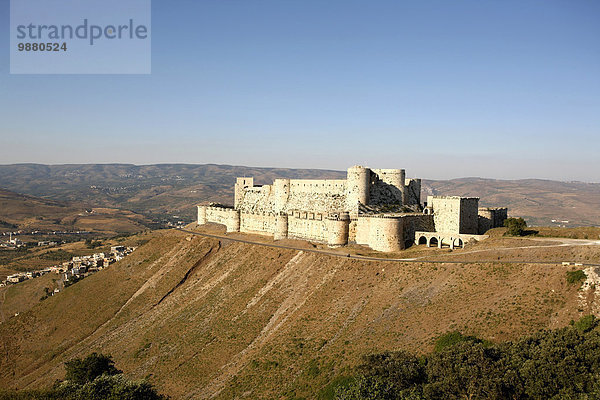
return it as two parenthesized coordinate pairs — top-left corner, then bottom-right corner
(429, 196), (479, 234)
(285, 180), (347, 213)
(459, 198), (479, 234)
(287, 211), (329, 242)
(200, 205), (241, 233)
(405, 178), (421, 205)
(289, 179), (347, 195)
(402, 214), (435, 245)
(478, 207), (508, 234)
(240, 212), (277, 235)
(237, 185), (277, 214)
(355, 217), (370, 245)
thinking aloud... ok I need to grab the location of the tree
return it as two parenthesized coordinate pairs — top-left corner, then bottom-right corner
(64, 353), (121, 385)
(504, 217), (527, 236)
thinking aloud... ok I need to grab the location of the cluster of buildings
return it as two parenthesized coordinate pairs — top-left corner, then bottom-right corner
(0, 245), (136, 288)
(0, 233), (24, 248)
(197, 165), (508, 252)
(0, 231), (91, 249)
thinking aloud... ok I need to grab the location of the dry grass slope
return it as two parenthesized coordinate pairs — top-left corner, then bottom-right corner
(0, 229), (595, 399)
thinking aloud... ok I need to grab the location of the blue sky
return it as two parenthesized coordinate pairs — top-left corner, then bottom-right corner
(1, 0), (598, 181)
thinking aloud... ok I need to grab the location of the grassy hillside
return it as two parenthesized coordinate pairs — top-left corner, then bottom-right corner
(0, 228), (596, 399)
(1, 164), (598, 226)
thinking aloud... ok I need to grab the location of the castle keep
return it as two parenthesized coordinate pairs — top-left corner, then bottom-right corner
(197, 166), (507, 252)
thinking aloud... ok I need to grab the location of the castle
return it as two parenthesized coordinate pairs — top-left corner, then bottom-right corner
(197, 166), (508, 252)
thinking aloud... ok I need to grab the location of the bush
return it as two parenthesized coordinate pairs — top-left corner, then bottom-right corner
(574, 315), (597, 332)
(338, 318), (600, 400)
(504, 218), (527, 236)
(433, 331), (486, 353)
(566, 269), (586, 284)
(0, 354), (167, 400)
(64, 353), (122, 385)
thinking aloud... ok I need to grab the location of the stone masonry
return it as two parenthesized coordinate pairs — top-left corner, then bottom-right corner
(198, 166), (508, 252)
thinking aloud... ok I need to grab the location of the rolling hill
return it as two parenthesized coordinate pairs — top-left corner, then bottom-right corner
(0, 188), (154, 235)
(1, 227), (598, 399)
(0, 164), (598, 227)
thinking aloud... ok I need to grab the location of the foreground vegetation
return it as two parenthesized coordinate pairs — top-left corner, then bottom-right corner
(335, 315), (600, 400)
(0, 353), (166, 400)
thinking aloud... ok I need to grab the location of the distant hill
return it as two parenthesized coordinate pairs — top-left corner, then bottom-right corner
(0, 164), (346, 223)
(0, 164), (598, 227)
(0, 188), (153, 235)
(423, 178), (600, 227)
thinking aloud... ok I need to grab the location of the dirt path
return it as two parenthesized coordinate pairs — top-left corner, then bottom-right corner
(178, 228), (600, 267)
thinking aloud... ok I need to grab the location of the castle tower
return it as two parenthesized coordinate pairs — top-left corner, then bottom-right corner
(327, 212), (350, 247)
(226, 210), (241, 232)
(234, 177), (254, 209)
(367, 216), (404, 252)
(374, 169), (406, 204)
(404, 178), (422, 206)
(346, 166), (371, 212)
(273, 178), (291, 213)
(197, 205), (207, 225)
(274, 212), (289, 240)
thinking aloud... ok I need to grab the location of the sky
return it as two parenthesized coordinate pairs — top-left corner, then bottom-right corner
(0, 0), (599, 181)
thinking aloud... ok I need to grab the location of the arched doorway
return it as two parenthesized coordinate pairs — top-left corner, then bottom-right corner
(429, 237), (438, 247)
(418, 236), (427, 245)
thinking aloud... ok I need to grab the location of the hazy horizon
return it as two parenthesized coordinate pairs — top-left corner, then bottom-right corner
(1, 1), (598, 182)
(0, 161), (598, 184)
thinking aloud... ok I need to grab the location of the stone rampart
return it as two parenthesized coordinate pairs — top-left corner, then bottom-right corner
(199, 205), (241, 233)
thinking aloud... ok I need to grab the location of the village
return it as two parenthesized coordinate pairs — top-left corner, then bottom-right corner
(0, 245), (136, 293)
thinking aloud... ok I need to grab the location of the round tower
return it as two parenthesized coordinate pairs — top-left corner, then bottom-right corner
(346, 166), (370, 211)
(368, 216), (404, 252)
(226, 210), (241, 233)
(377, 169), (406, 205)
(327, 212), (350, 247)
(274, 212), (289, 240)
(197, 205), (207, 225)
(273, 178), (291, 213)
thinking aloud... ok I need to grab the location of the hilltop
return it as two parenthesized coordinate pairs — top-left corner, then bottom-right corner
(0, 164), (598, 227)
(1, 226), (598, 399)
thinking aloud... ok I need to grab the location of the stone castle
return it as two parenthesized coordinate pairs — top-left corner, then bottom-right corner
(197, 166), (508, 252)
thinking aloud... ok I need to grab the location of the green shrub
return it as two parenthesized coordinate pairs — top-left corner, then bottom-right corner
(433, 331), (486, 353)
(575, 315), (597, 332)
(64, 353), (121, 385)
(503, 217), (527, 236)
(0, 354), (166, 400)
(566, 269), (586, 284)
(338, 321), (600, 400)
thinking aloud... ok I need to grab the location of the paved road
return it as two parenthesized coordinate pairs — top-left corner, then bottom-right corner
(177, 228), (600, 267)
